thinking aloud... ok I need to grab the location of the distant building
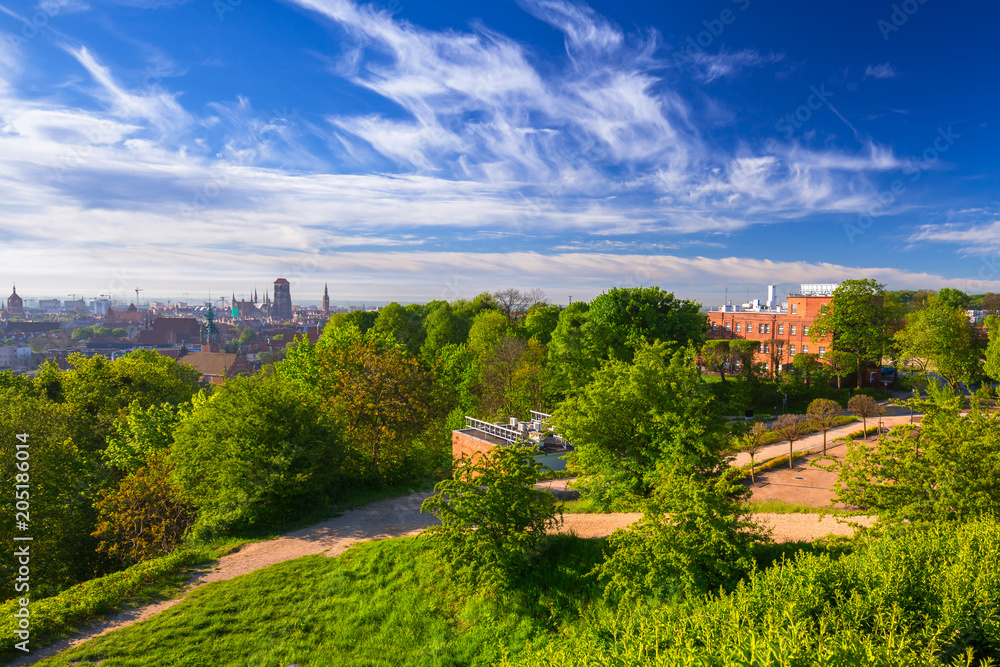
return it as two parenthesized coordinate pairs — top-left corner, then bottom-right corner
(6, 286), (23, 315)
(706, 284), (838, 375)
(135, 318), (201, 347)
(272, 278), (292, 321)
(322, 283), (330, 314)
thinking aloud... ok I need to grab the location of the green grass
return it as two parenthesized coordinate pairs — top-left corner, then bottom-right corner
(560, 496), (607, 514)
(32, 536), (608, 667)
(0, 547), (216, 664)
(745, 498), (867, 516)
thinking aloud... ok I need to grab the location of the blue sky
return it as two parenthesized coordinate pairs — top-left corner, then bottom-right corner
(0, 0), (998, 306)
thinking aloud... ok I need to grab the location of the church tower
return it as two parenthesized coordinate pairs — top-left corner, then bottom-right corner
(322, 283), (330, 314)
(272, 278), (292, 320)
(7, 285), (23, 315)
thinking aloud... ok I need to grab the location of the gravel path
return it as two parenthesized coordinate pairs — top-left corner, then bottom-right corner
(10, 493), (874, 666)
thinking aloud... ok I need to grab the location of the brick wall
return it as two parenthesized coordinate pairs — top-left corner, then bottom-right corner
(452, 429), (496, 462)
(706, 294), (834, 370)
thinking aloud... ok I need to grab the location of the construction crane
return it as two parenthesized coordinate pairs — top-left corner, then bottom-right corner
(134, 287), (143, 308)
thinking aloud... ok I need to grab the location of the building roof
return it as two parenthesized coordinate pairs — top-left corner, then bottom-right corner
(178, 351), (237, 377)
(274, 278), (290, 284)
(5, 321), (61, 333)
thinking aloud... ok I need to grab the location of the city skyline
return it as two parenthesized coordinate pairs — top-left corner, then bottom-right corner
(1, 0), (998, 304)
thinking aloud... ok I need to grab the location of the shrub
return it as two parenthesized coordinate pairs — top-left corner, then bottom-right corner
(596, 465), (766, 601)
(93, 454), (195, 564)
(170, 375), (348, 539)
(420, 444), (562, 593)
(508, 520), (1000, 666)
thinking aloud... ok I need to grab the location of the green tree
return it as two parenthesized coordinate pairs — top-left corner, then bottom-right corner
(421, 444), (561, 592)
(0, 391), (101, 600)
(895, 294), (983, 390)
(237, 327), (256, 344)
(545, 301), (595, 398)
(701, 340), (732, 381)
(811, 279), (892, 387)
(792, 352), (822, 389)
(825, 350), (856, 389)
(730, 339), (760, 380)
(372, 302), (425, 356)
(772, 413), (808, 468)
(467, 310), (513, 359)
(985, 316), (1000, 383)
(313, 327), (448, 484)
(554, 342), (728, 508)
(807, 398), (841, 455)
(935, 287), (970, 310)
(524, 303), (561, 345)
(103, 401), (185, 474)
(421, 303), (469, 363)
(327, 309), (379, 334)
(42, 350), (201, 452)
(170, 376), (347, 539)
(477, 336), (546, 420)
(587, 286), (706, 364)
(835, 390), (1000, 522)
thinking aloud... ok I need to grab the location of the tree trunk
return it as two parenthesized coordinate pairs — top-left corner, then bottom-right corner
(788, 440), (794, 469)
(822, 430), (827, 455)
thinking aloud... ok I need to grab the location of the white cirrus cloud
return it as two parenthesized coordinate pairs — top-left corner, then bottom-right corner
(864, 63), (897, 80)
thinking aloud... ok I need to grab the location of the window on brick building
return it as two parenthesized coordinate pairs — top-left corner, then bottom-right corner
(765, 323), (771, 333)
(759, 342), (764, 353)
(747, 321), (751, 332)
(819, 346), (825, 358)
(791, 304), (798, 314)
(778, 324), (784, 334)
(735, 323), (741, 333)
(712, 322), (717, 331)
(790, 325), (797, 335)
(763, 343), (770, 353)
(789, 344), (796, 355)
(803, 345), (809, 353)
(804, 326), (810, 336)
(758, 323), (765, 334)
(725, 321), (731, 331)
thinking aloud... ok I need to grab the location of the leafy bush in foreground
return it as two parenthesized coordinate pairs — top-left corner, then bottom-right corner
(507, 520), (1000, 666)
(421, 444), (562, 592)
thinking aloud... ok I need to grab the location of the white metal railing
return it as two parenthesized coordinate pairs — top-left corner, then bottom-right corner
(464, 416), (522, 443)
(529, 410), (552, 421)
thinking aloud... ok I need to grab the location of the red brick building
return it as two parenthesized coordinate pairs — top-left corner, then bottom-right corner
(705, 284), (836, 373)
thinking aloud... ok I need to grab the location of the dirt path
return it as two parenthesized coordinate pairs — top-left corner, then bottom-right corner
(10, 493), (874, 667)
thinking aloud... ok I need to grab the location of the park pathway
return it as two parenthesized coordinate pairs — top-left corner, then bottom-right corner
(7, 488), (872, 666)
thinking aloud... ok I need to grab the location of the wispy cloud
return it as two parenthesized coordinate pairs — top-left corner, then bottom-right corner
(0, 0), (951, 301)
(864, 63), (896, 79)
(908, 218), (1000, 254)
(62, 45), (192, 137)
(689, 49), (785, 83)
